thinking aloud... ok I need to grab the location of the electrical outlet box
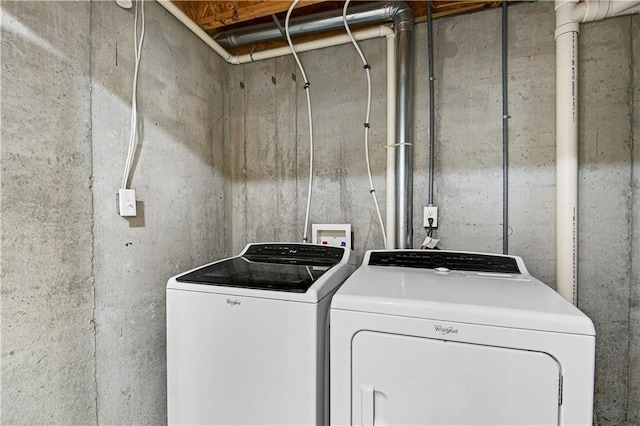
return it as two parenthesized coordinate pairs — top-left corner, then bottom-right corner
(424, 206), (438, 228)
(312, 224), (352, 249)
(117, 189), (137, 217)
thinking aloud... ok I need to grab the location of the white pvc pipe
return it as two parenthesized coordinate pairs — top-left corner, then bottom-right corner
(555, 1), (579, 304)
(157, 0), (395, 66)
(156, 0), (235, 62)
(386, 34), (397, 249)
(554, 0), (640, 305)
(574, 0), (640, 22)
(236, 26), (393, 63)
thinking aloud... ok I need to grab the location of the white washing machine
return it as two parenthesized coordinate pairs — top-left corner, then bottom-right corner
(167, 243), (356, 425)
(330, 250), (595, 426)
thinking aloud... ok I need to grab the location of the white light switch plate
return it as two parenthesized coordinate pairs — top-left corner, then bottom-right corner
(117, 189), (137, 217)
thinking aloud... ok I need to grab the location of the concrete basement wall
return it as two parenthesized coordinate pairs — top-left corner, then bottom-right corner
(225, 2), (639, 425)
(1, 2), (95, 423)
(224, 41), (388, 250)
(578, 14), (634, 424)
(1, 1), (228, 424)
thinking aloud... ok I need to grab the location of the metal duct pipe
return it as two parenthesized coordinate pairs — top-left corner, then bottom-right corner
(215, 2), (409, 48)
(215, 2), (415, 249)
(393, 8), (414, 248)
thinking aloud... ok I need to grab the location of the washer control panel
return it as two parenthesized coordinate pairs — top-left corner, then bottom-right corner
(367, 251), (521, 274)
(244, 243), (345, 266)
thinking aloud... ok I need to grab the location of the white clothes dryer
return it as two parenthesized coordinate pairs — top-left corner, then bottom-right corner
(330, 250), (595, 426)
(167, 243), (356, 426)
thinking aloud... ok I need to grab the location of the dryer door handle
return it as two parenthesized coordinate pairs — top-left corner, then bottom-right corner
(361, 385), (375, 426)
(361, 385), (388, 426)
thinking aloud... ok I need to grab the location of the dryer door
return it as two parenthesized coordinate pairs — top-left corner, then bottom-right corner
(352, 331), (561, 425)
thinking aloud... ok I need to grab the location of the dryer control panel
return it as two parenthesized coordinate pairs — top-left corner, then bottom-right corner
(367, 251), (521, 274)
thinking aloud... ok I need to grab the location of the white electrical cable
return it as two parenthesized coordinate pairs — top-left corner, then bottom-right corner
(343, 0), (387, 248)
(121, 0), (145, 189)
(285, 0), (314, 244)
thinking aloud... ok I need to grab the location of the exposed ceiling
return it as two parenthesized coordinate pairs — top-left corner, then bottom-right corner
(172, 1), (514, 54)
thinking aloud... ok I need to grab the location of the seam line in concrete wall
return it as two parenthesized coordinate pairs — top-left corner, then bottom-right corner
(88, 1), (99, 423)
(627, 14), (637, 423)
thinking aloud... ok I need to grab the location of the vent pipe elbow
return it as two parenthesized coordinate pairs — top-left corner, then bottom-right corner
(386, 2), (414, 29)
(555, 0), (580, 39)
(570, 0), (640, 24)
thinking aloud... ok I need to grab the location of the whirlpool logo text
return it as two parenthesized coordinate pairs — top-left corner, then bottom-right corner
(434, 325), (458, 335)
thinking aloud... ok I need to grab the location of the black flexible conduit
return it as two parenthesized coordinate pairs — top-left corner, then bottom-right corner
(502, 0), (509, 255)
(427, 1), (435, 206)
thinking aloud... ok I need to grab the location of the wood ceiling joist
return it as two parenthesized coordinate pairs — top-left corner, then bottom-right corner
(173, 0), (327, 31)
(413, 1), (504, 23)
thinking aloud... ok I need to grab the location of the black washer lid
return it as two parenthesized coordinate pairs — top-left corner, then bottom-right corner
(175, 243), (346, 293)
